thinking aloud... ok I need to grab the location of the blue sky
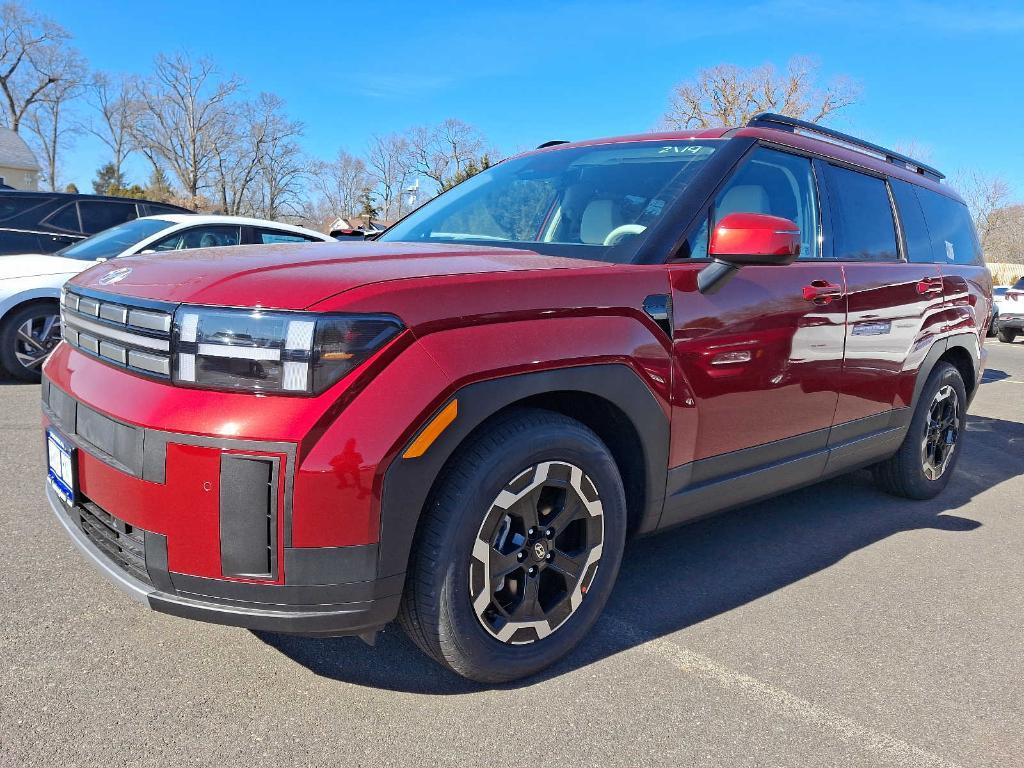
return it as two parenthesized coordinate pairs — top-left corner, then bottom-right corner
(37, 0), (1024, 197)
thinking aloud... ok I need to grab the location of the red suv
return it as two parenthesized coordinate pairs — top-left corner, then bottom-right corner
(42, 114), (991, 683)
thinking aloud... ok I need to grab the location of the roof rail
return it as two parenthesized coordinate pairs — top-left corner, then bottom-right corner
(746, 112), (944, 181)
(536, 140), (570, 149)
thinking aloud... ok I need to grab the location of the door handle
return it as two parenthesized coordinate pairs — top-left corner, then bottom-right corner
(802, 280), (843, 305)
(916, 276), (943, 295)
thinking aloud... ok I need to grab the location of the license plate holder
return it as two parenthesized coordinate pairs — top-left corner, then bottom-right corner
(46, 427), (77, 508)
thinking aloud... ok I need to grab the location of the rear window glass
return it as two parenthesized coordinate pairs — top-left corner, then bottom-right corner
(823, 165), (898, 261)
(78, 200), (138, 233)
(915, 188), (981, 265)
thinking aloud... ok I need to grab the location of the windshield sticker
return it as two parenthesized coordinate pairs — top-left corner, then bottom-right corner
(945, 240), (955, 261)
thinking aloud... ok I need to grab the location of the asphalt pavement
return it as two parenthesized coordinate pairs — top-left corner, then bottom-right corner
(2, 341), (1022, 768)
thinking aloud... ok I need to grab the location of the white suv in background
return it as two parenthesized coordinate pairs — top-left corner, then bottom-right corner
(0, 215), (331, 381)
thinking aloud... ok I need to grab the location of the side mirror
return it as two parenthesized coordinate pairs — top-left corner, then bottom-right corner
(699, 213), (801, 294)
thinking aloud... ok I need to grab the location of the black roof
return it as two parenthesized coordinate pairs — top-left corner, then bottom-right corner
(0, 189), (190, 210)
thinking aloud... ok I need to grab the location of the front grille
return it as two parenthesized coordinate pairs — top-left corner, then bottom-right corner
(75, 499), (153, 588)
(61, 289), (174, 378)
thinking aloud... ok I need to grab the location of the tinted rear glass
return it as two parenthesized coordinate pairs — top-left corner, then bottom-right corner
(823, 164), (898, 261)
(78, 200), (138, 233)
(915, 187), (981, 265)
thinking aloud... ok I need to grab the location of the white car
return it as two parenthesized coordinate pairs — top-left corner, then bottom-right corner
(0, 215), (332, 381)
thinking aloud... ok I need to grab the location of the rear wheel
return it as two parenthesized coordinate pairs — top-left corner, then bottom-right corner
(399, 408), (627, 683)
(0, 302), (61, 382)
(872, 362), (966, 500)
(997, 327), (1018, 343)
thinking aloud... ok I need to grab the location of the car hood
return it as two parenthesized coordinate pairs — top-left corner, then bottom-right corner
(68, 241), (604, 309)
(0, 253), (91, 280)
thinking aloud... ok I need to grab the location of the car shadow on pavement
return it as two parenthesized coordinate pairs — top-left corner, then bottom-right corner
(257, 413), (1024, 693)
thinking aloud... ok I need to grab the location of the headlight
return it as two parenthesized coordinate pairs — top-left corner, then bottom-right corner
(172, 306), (403, 395)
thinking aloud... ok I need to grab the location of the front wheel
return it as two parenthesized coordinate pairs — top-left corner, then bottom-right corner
(997, 327), (1018, 343)
(0, 302), (62, 382)
(872, 362), (966, 500)
(399, 408), (627, 683)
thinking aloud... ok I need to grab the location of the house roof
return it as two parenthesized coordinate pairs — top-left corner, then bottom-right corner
(0, 127), (40, 172)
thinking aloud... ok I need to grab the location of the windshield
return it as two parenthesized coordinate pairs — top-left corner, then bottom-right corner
(380, 140), (720, 263)
(1013, 278), (1024, 291)
(58, 218), (174, 261)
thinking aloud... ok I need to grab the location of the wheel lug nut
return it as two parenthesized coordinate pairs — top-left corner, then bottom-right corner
(528, 566), (537, 576)
(517, 551), (526, 561)
(545, 553), (553, 561)
(528, 527), (537, 536)
(545, 528), (554, 538)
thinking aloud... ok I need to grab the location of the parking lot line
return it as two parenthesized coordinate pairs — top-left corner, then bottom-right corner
(603, 615), (964, 768)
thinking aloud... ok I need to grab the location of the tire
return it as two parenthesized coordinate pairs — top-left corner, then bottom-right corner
(0, 302), (62, 383)
(986, 314), (998, 337)
(997, 328), (1018, 343)
(399, 407), (627, 683)
(872, 362), (966, 500)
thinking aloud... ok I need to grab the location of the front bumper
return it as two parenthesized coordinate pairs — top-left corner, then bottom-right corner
(47, 483), (401, 636)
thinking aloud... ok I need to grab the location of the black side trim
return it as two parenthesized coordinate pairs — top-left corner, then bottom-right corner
(661, 412), (912, 529)
(378, 364), (670, 579)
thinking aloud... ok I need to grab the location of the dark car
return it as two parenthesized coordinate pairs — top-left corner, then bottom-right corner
(43, 113), (990, 683)
(0, 191), (190, 255)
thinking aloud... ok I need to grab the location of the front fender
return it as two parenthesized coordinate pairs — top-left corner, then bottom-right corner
(373, 313), (673, 580)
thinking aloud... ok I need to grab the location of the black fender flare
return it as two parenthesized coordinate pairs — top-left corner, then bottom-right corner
(376, 363), (670, 580)
(904, 332), (981, 425)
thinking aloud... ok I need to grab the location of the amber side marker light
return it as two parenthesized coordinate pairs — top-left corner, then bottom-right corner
(403, 400), (458, 459)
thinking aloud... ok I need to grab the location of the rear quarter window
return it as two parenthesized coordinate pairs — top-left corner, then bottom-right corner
(915, 187), (982, 266)
(823, 164), (899, 261)
(78, 200), (138, 233)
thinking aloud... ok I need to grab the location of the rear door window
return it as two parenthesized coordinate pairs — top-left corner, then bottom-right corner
(0, 194), (53, 221)
(149, 225), (241, 251)
(78, 201), (139, 233)
(915, 187), (982, 265)
(823, 164), (899, 261)
(255, 228), (321, 244)
(890, 179), (933, 263)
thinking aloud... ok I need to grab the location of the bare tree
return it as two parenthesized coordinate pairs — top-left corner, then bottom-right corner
(367, 132), (414, 220)
(208, 93), (304, 218)
(132, 53), (241, 206)
(408, 118), (486, 193)
(661, 56), (859, 130)
(952, 170), (1015, 255)
(0, 2), (85, 133)
(247, 94), (304, 219)
(24, 71), (85, 190)
(87, 72), (139, 182)
(305, 150), (371, 229)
